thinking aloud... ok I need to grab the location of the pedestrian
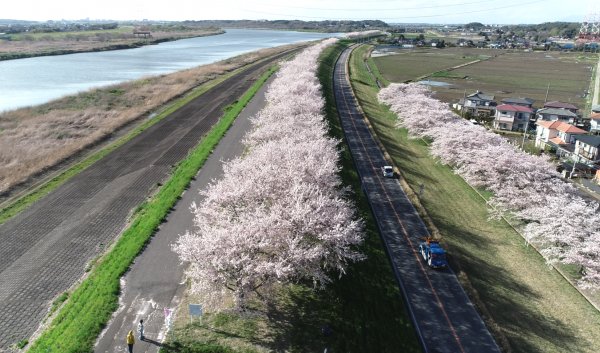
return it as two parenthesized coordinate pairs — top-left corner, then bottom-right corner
(127, 330), (135, 353)
(138, 319), (144, 341)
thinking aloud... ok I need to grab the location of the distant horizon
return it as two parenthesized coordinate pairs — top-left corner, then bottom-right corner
(0, 18), (582, 27)
(3, 0), (584, 24)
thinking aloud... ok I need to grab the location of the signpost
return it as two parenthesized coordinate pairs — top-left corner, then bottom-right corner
(189, 304), (203, 325)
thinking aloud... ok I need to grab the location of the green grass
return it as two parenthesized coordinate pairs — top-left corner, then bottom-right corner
(27, 64), (280, 353)
(367, 55), (390, 87)
(0, 58), (268, 227)
(163, 40), (421, 353)
(351, 44), (600, 353)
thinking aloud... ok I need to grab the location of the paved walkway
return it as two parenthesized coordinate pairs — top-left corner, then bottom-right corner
(95, 73), (276, 353)
(0, 51), (293, 350)
(334, 46), (500, 353)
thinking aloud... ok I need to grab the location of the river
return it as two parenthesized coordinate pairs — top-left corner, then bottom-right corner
(0, 29), (342, 112)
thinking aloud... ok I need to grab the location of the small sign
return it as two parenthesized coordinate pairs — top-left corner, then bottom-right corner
(189, 304), (202, 316)
(189, 304), (203, 325)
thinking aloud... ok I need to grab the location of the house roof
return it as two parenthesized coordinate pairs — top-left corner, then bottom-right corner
(592, 105), (600, 113)
(536, 120), (563, 129)
(467, 91), (494, 101)
(536, 120), (587, 133)
(501, 97), (535, 105)
(591, 113), (600, 120)
(544, 101), (580, 110)
(549, 138), (570, 146)
(575, 135), (600, 147)
(496, 104), (535, 113)
(537, 108), (578, 118)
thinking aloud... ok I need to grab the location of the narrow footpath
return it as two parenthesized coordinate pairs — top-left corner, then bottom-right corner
(333, 46), (500, 353)
(95, 73), (276, 353)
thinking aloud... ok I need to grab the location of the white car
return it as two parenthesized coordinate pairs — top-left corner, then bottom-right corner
(381, 166), (394, 178)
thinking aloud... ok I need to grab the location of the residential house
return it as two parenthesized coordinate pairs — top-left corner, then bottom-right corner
(590, 113), (600, 132)
(574, 135), (600, 164)
(453, 91), (496, 116)
(535, 120), (587, 153)
(536, 108), (579, 125)
(544, 101), (579, 114)
(493, 104), (535, 131)
(500, 97), (535, 108)
(430, 38), (440, 47)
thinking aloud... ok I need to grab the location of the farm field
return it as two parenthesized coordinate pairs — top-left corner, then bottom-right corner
(351, 44), (600, 353)
(372, 47), (596, 110)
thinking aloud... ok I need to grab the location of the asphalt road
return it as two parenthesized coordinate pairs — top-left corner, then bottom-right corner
(333, 46), (501, 353)
(94, 72), (277, 353)
(0, 50), (295, 350)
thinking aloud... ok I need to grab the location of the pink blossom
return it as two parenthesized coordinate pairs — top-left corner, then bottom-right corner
(379, 83), (600, 289)
(173, 38), (366, 310)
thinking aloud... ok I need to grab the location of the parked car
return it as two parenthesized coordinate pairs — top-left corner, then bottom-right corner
(381, 166), (394, 178)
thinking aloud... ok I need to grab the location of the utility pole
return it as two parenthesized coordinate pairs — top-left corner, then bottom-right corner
(461, 89), (467, 118)
(544, 84), (550, 104)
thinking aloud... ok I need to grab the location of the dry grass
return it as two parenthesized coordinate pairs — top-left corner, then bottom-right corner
(0, 29), (223, 56)
(0, 42), (306, 194)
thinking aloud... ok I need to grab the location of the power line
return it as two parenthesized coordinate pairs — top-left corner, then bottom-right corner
(224, 0), (502, 11)
(212, 0), (548, 20)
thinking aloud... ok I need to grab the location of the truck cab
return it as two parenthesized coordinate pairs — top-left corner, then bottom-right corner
(419, 237), (447, 269)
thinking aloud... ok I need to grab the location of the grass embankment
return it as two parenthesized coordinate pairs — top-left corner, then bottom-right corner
(27, 64), (279, 353)
(161, 40), (421, 353)
(0, 55), (270, 227)
(350, 44), (600, 353)
(0, 44), (303, 217)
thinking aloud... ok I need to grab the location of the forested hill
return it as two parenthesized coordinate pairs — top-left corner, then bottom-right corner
(507, 22), (580, 39)
(180, 20), (388, 32)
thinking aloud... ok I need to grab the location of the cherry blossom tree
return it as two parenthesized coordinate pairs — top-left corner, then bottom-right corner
(173, 38), (366, 310)
(378, 82), (600, 289)
(344, 30), (382, 39)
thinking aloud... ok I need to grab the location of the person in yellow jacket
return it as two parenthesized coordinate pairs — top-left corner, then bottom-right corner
(127, 330), (135, 353)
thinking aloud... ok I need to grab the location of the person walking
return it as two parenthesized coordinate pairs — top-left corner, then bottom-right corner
(138, 319), (144, 341)
(126, 330), (135, 353)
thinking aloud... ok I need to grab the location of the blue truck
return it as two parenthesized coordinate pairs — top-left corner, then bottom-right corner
(419, 237), (447, 269)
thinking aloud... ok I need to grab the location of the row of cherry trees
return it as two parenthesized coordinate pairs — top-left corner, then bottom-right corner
(344, 30), (381, 39)
(378, 83), (600, 289)
(173, 38), (366, 311)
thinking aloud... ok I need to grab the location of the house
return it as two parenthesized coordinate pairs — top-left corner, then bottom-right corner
(453, 91), (496, 116)
(544, 101), (579, 114)
(536, 108), (579, 125)
(535, 120), (587, 152)
(500, 97), (535, 108)
(574, 135), (600, 164)
(430, 38), (440, 47)
(590, 113), (600, 132)
(493, 104), (535, 131)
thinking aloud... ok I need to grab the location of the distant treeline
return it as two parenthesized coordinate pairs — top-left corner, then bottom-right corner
(507, 22), (580, 39)
(179, 20), (388, 32)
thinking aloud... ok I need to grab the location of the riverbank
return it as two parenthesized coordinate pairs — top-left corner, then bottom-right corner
(0, 30), (225, 61)
(0, 41), (307, 200)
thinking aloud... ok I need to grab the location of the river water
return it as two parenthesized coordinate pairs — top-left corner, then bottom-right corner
(0, 29), (341, 112)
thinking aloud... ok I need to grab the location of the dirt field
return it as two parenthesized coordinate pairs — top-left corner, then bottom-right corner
(372, 47), (596, 110)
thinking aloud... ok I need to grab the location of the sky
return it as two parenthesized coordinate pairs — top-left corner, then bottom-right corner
(3, 0), (586, 24)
